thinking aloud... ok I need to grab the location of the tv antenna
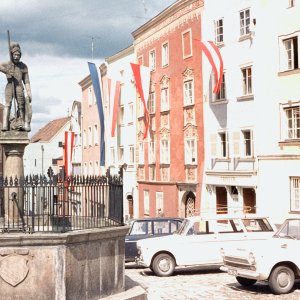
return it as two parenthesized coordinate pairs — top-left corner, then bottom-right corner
(88, 36), (101, 61)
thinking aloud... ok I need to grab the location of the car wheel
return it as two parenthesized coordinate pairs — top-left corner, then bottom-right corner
(269, 265), (295, 295)
(152, 253), (175, 277)
(236, 276), (257, 286)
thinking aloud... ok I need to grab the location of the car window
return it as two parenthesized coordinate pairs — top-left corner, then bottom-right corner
(170, 220), (182, 232)
(242, 218), (274, 232)
(130, 221), (153, 236)
(154, 221), (170, 234)
(187, 221), (212, 235)
(276, 219), (300, 240)
(214, 219), (242, 233)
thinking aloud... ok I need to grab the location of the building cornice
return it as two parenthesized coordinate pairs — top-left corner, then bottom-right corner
(205, 170), (257, 177)
(105, 45), (134, 64)
(257, 155), (300, 160)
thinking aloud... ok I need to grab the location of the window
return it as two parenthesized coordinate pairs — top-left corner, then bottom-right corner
(83, 129), (87, 148)
(162, 42), (169, 66)
(144, 190), (150, 215)
(95, 161), (99, 176)
(149, 166), (155, 181)
(88, 127), (92, 146)
(149, 50), (156, 71)
(185, 138), (197, 164)
(288, 0), (295, 8)
(89, 161), (93, 176)
(156, 192), (164, 214)
(149, 141), (156, 164)
(129, 145), (135, 165)
(182, 29), (192, 58)
(219, 132), (228, 158)
(128, 102), (134, 123)
(184, 80), (194, 106)
(119, 146), (124, 164)
(283, 37), (298, 71)
(291, 177), (300, 212)
(215, 73), (226, 101)
(138, 142), (144, 164)
(215, 19), (224, 44)
(119, 105), (124, 125)
(148, 92), (155, 114)
(242, 130), (253, 157)
(88, 87), (94, 106)
(160, 139), (170, 164)
(161, 88), (169, 111)
(240, 8), (250, 36)
(242, 67), (252, 95)
(138, 98), (144, 117)
(110, 147), (116, 165)
(285, 106), (300, 139)
(84, 162), (88, 176)
(94, 124), (98, 145)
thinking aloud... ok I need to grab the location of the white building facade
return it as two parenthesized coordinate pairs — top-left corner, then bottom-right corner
(104, 46), (138, 221)
(202, 0), (300, 225)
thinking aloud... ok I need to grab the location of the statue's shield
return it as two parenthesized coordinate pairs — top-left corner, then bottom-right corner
(0, 255), (29, 286)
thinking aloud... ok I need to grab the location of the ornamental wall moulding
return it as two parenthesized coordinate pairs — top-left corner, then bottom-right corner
(159, 127), (170, 138)
(138, 131), (144, 141)
(183, 123), (198, 138)
(182, 67), (194, 80)
(160, 75), (170, 88)
(160, 114), (169, 129)
(134, 2), (203, 50)
(186, 167), (196, 182)
(184, 108), (195, 125)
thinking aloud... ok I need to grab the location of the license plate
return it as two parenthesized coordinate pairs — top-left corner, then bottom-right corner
(228, 268), (238, 276)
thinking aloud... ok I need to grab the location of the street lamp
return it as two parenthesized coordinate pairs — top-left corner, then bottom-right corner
(41, 145), (44, 175)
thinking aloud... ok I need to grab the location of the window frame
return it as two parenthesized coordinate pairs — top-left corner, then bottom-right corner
(138, 141), (144, 164)
(149, 49), (156, 72)
(182, 28), (193, 59)
(185, 138), (197, 165)
(162, 42), (169, 67)
(149, 140), (156, 164)
(148, 92), (156, 114)
(215, 18), (224, 44)
(239, 8), (251, 37)
(161, 87), (169, 112)
(160, 139), (170, 164)
(242, 129), (253, 157)
(241, 66), (252, 96)
(219, 131), (228, 158)
(291, 177), (300, 212)
(184, 79), (194, 106)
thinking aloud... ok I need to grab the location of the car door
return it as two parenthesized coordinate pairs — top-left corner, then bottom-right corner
(174, 220), (220, 266)
(125, 220), (153, 261)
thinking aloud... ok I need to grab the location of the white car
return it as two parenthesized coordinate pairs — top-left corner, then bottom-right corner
(221, 216), (300, 295)
(135, 214), (276, 276)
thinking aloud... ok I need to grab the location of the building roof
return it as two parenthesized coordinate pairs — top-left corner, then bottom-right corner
(30, 117), (70, 143)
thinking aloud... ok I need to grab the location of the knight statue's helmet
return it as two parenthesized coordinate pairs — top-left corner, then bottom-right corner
(10, 42), (22, 56)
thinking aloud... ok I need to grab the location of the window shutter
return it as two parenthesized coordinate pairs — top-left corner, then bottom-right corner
(232, 132), (240, 156)
(210, 134), (217, 157)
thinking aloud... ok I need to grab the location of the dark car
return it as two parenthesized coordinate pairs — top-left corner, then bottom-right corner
(125, 217), (183, 262)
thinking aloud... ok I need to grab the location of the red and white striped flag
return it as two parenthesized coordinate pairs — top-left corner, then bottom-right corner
(107, 78), (121, 137)
(198, 40), (223, 94)
(64, 131), (75, 177)
(130, 63), (150, 139)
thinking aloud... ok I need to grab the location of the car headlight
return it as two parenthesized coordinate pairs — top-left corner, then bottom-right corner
(248, 252), (256, 265)
(220, 247), (225, 258)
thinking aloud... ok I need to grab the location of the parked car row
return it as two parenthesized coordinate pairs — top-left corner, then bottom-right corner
(126, 214), (300, 295)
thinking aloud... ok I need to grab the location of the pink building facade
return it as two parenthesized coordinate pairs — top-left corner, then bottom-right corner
(132, 0), (204, 218)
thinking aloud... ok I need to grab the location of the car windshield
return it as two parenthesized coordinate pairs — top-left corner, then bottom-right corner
(274, 219), (300, 240)
(241, 218), (274, 232)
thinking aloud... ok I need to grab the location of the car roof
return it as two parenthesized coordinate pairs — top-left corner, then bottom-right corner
(129, 217), (184, 222)
(185, 214), (270, 222)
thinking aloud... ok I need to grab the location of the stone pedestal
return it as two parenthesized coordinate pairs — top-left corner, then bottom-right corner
(0, 131), (29, 223)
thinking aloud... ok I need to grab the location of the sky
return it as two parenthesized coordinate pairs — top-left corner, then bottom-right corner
(0, 0), (175, 136)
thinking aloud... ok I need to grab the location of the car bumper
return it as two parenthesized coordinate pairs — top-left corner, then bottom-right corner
(220, 266), (261, 280)
(135, 256), (149, 267)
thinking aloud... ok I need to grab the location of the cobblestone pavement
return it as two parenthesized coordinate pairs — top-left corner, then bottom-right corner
(125, 263), (300, 300)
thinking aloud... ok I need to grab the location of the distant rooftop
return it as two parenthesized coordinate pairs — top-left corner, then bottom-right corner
(30, 117), (70, 143)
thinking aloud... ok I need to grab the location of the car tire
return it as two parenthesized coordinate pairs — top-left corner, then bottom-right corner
(152, 253), (175, 277)
(269, 265), (295, 295)
(236, 276), (257, 286)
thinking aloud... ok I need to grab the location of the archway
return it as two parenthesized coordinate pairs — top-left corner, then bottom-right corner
(185, 191), (195, 217)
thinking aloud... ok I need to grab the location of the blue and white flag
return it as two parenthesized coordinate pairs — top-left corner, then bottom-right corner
(88, 62), (105, 166)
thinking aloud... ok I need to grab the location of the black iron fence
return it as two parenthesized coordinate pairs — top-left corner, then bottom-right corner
(0, 168), (124, 233)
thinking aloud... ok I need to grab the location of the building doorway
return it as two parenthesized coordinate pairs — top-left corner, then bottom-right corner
(185, 192), (195, 217)
(216, 186), (227, 214)
(243, 188), (256, 213)
(127, 195), (133, 219)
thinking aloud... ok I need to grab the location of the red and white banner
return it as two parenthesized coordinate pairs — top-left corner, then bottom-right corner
(64, 131), (75, 177)
(198, 40), (224, 94)
(130, 63), (150, 139)
(107, 78), (121, 137)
